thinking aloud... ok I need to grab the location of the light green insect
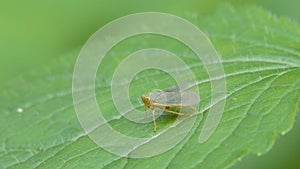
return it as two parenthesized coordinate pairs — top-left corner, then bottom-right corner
(141, 85), (199, 132)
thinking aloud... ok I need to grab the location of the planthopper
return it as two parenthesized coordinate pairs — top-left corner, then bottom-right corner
(141, 85), (199, 132)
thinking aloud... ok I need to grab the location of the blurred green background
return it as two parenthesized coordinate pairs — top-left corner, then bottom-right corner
(0, 0), (299, 168)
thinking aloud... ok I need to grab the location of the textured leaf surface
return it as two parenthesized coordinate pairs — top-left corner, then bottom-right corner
(1, 5), (300, 169)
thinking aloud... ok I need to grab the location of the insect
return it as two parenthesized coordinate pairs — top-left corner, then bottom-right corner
(141, 85), (199, 132)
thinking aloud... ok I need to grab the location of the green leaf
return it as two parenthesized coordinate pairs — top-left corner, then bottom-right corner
(1, 4), (300, 169)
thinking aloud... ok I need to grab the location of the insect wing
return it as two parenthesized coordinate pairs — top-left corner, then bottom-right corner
(152, 91), (199, 106)
(178, 92), (200, 106)
(161, 83), (191, 92)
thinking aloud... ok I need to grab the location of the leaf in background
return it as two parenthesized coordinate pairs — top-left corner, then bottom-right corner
(0, 4), (299, 169)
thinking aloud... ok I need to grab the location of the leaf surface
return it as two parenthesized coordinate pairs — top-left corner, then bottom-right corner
(0, 5), (299, 169)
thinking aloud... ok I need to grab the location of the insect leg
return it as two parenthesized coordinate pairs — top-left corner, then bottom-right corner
(164, 109), (193, 116)
(144, 105), (148, 120)
(152, 109), (157, 132)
